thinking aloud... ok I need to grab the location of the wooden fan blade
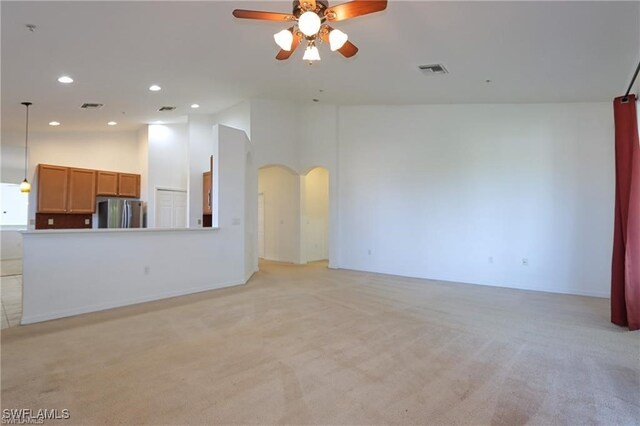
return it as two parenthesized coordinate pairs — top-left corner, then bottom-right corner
(325, 0), (387, 21)
(338, 40), (359, 58)
(232, 9), (294, 21)
(276, 31), (301, 60)
(320, 26), (359, 58)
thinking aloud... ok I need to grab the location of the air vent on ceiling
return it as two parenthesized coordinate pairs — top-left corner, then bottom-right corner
(418, 64), (448, 75)
(80, 103), (104, 109)
(158, 106), (176, 112)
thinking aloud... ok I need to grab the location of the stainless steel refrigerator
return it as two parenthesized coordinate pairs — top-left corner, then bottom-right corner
(98, 199), (146, 228)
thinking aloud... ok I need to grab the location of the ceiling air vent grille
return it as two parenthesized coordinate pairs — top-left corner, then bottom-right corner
(158, 106), (176, 112)
(80, 103), (104, 109)
(418, 64), (448, 75)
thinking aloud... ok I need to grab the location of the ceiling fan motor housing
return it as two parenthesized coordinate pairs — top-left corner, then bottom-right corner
(293, 0), (329, 18)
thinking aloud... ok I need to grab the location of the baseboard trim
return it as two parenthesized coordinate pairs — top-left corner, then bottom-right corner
(335, 265), (610, 299)
(21, 280), (247, 325)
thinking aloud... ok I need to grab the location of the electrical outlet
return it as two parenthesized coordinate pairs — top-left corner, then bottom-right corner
(47, 218), (54, 225)
(522, 258), (529, 266)
(197, 219), (202, 225)
(489, 256), (494, 264)
(368, 249), (372, 255)
(84, 219), (90, 225)
(144, 266), (150, 275)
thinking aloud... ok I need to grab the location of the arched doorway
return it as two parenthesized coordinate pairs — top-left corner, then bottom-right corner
(257, 165), (330, 265)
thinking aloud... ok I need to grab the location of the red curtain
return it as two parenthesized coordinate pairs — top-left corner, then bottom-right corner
(611, 94), (640, 331)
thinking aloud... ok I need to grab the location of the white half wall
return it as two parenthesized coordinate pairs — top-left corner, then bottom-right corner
(337, 103), (615, 297)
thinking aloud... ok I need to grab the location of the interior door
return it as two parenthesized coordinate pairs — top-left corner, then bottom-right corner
(155, 189), (187, 229)
(155, 190), (174, 228)
(172, 192), (187, 228)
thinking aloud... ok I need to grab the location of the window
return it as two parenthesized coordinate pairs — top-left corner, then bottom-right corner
(0, 183), (28, 228)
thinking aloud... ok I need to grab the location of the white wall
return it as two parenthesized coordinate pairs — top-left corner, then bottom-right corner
(146, 124), (189, 228)
(187, 115), (217, 228)
(258, 166), (301, 263)
(211, 101), (251, 141)
(251, 99), (300, 171)
(337, 103), (615, 297)
(297, 103), (339, 267)
(137, 127), (150, 208)
(301, 167), (329, 262)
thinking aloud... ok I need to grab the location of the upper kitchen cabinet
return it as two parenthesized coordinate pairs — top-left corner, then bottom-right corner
(96, 171), (118, 196)
(118, 173), (140, 198)
(38, 165), (97, 214)
(67, 168), (96, 213)
(37, 164), (69, 213)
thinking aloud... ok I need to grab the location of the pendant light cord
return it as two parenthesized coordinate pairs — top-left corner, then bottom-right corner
(21, 102), (31, 180)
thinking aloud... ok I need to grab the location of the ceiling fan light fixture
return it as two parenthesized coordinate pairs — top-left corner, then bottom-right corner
(298, 11), (321, 36)
(303, 44), (321, 62)
(274, 29), (294, 51)
(329, 28), (348, 51)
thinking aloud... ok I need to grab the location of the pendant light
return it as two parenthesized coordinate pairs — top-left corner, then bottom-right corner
(20, 102), (32, 193)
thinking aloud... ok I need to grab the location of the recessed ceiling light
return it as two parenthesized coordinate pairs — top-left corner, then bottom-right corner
(107, 121), (117, 126)
(57, 76), (73, 84)
(49, 121), (61, 126)
(190, 104), (200, 109)
(149, 85), (161, 91)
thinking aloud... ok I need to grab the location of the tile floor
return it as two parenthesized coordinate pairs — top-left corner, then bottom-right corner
(1, 259), (23, 277)
(1, 275), (22, 329)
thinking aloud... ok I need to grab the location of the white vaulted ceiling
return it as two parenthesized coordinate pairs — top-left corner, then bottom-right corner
(1, 0), (638, 132)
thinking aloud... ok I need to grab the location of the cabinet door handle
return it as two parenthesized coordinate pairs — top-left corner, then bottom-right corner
(208, 192), (211, 208)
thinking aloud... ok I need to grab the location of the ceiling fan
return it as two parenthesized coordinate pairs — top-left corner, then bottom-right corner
(232, 0), (387, 62)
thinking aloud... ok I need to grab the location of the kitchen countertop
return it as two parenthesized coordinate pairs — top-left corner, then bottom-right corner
(22, 227), (219, 234)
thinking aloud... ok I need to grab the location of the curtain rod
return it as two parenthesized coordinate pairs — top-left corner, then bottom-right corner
(622, 60), (640, 102)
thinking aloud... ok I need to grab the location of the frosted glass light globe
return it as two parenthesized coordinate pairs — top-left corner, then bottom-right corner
(298, 11), (321, 37)
(274, 29), (294, 51)
(20, 179), (31, 193)
(329, 29), (348, 51)
(303, 45), (321, 61)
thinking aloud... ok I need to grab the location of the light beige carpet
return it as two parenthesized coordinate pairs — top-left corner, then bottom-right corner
(1, 261), (639, 425)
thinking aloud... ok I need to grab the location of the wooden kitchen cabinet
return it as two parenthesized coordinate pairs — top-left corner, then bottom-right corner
(37, 165), (69, 213)
(38, 165), (97, 214)
(203, 171), (212, 215)
(96, 171), (118, 196)
(118, 173), (140, 198)
(67, 168), (96, 213)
